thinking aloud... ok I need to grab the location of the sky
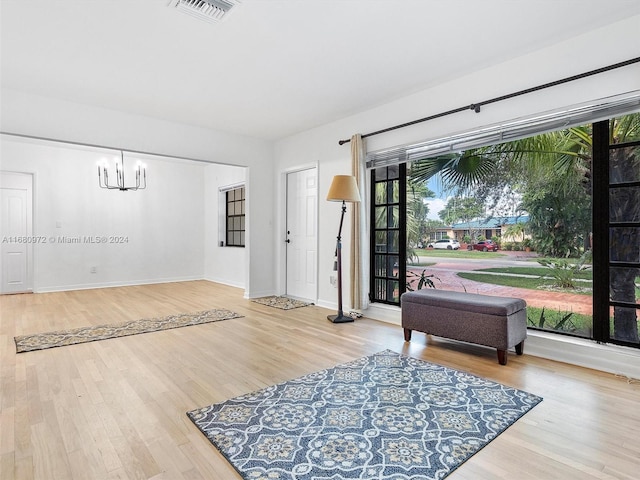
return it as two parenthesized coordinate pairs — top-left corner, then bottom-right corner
(425, 177), (448, 220)
(423, 176), (525, 222)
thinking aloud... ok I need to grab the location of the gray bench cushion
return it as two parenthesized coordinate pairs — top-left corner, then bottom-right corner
(401, 289), (526, 316)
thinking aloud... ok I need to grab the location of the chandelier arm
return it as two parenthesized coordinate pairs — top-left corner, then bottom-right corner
(97, 151), (147, 191)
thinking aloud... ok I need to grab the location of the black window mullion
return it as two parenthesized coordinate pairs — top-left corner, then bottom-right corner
(398, 163), (407, 302)
(225, 186), (245, 247)
(592, 120), (610, 342)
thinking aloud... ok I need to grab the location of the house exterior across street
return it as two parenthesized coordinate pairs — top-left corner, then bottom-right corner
(430, 216), (530, 243)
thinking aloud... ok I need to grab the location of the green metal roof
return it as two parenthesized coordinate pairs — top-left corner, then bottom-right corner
(450, 215), (529, 229)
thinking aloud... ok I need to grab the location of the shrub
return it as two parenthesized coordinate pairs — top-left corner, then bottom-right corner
(406, 270), (439, 291)
(527, 307), (578, 333)
(538, 251), (590, 289)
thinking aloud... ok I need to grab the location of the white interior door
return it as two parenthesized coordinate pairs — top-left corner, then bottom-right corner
(285, 168), (317, 301)
(1, 172), (34, 294)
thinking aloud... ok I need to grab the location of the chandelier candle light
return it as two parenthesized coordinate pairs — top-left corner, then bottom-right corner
(98, 151), (147, 191)
(326, 175), (361, 323)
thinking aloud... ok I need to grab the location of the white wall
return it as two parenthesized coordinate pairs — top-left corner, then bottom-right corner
(0, 137), (206, 290)
(0, 91), (275, 297)
(204, 163), (247, 288)
(1, 137), (251, 292)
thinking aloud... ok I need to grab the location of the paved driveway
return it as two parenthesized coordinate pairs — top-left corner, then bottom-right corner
(409, 252), (592, 315)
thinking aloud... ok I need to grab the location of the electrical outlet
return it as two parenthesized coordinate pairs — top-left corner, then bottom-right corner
(90, 266), (97, 274)
(330, 275), (336, 286)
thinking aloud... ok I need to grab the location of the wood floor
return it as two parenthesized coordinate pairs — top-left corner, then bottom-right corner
(1, 280), (639, 480)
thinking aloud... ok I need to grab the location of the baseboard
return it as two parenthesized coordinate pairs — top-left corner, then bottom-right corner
(244, 289), (277, 300)
(363, 304), (640, 380)
(315, 299), (335, 311)
(364, 303), (402, 325)
(35, 276), (204, 293)
(204, 275), (245, 290)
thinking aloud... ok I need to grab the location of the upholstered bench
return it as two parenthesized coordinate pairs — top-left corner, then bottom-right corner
(401, 289), (527, 365)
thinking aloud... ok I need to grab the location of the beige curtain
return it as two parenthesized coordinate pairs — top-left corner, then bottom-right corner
(350, 134), (368, 310)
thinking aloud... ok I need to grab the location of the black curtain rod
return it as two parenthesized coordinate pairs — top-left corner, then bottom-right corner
(338, 56), (640, 145)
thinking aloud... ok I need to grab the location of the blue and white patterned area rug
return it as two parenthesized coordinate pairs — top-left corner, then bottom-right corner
(187, 350), (542, 480)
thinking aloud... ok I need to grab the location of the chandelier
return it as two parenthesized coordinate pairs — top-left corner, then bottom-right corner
(98, 151), (147, 191)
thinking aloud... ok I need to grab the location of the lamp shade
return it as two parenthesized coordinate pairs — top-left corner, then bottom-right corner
(326, 175), (361, 202)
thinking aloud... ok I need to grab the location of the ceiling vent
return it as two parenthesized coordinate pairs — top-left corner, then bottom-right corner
(169, 0), (240, 23)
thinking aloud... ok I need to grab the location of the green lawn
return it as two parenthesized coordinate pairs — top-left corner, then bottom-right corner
(526, 306), (592, 337)
(477, 266), (593, 280)
(527, 306), (640, 337)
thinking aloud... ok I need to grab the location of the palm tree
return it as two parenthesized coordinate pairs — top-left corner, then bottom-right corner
(406, 180), (435, 255)
(503, 221), (527, 243)
(409, 113), (640, 343)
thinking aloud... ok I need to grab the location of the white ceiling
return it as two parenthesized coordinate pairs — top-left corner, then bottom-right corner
(2, 0), (640, 141)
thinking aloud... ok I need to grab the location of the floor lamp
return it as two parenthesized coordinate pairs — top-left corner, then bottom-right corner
(326, 175), (361, 323)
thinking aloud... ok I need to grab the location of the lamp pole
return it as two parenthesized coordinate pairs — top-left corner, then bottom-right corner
(325, 175), (360, 324)
(328, 200), (353, 323)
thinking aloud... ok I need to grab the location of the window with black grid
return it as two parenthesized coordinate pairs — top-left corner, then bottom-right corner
(226, 186), (245, 247)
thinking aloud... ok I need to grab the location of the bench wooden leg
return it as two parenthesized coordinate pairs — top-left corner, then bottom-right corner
(515, 341), (524, 355)
(403, 328), (412, 342)
(497, 349), (507, 365)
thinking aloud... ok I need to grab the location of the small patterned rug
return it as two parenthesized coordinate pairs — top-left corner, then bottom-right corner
(188, 349), (542, 480)
(15, 309), (243, 353)
(251, 295), (313, 310)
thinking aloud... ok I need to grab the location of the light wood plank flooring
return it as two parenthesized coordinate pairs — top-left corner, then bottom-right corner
(1, 280), (639, 479)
